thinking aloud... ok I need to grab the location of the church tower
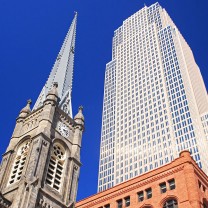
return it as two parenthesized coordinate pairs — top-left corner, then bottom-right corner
(0, 12), (84, 208)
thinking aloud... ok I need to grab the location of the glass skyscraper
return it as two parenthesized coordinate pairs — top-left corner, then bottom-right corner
(98, 2), (208, 192)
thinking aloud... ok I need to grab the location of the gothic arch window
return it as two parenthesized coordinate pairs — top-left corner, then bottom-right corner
(163, 199), (178, 208)
(8, 140), (31, 185)
(46, 143), (66, 192)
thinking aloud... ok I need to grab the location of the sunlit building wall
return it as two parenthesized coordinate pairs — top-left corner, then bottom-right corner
(98, 2), (208, 192)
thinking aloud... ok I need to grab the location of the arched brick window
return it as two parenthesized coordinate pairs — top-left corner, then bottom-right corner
(141, 204), (153, 208)
(163, 199), (178, 208)
(8, 140), (31, 185)
(46, 143), (66, 192)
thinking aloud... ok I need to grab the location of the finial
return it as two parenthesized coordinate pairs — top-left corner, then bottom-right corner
(74, 105), (84, 122)
(179, 150), (191, 158)
(79, 106), (83, 111)
(47, 82), (59, 98)
(27, 99), (32, 105)
(19, 99), (32, 117)
(74, 11), (78, 15)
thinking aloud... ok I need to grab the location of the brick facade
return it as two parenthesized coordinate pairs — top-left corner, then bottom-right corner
(76, 151), (208, 208)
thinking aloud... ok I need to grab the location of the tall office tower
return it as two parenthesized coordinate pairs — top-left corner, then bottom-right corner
(98, 2), (208, 192)
(0, 13), (85, 208)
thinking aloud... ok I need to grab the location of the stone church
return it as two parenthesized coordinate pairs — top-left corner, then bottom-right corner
(0, 12), (84, 208)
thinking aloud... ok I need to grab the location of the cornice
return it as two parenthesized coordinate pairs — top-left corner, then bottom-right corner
(76, 165), (184, 208)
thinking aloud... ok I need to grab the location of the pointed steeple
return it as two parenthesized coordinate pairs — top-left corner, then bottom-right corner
(33, 12), (77, 117)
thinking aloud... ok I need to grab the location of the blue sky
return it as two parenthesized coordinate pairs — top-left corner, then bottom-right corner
(0, 0), (208, 202)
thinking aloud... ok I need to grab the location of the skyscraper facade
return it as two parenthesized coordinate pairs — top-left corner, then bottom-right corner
(98, 2), (208, 192)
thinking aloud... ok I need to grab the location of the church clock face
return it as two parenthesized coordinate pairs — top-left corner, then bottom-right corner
(58, 122), (70, 138)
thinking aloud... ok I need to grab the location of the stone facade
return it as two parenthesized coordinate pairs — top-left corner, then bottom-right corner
(76, 151), (208, 208)
(0, 84), (84, 208)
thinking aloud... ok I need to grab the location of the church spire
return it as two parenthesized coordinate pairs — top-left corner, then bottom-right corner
(33, 12), (77, 117)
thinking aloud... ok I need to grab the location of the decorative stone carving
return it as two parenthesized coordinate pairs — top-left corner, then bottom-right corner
(38, 198), (54, 208)
(0, 192), (11, 207)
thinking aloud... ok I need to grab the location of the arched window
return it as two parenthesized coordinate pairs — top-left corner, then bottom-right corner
(163, 199), (178, 208)
(46, 143), (66, 192)
(8, 140), (31, 185)
(140, 204), (153, 208)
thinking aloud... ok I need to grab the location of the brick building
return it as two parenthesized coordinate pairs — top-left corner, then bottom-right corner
(76, 151), (208, 208)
